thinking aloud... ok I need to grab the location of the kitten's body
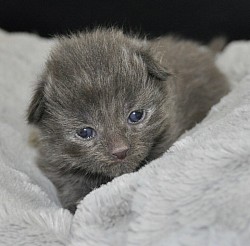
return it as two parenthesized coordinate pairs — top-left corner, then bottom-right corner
(27, 29), (229, 212)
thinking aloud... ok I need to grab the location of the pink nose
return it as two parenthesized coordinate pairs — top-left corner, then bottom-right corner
(112, 147), (129, 160)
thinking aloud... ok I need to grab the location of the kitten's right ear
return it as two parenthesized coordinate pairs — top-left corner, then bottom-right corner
(27, 80), (46, 125)
(138, 50), (170, 81)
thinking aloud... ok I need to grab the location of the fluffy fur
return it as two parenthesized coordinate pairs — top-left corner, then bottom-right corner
(27, 28), (229, 212)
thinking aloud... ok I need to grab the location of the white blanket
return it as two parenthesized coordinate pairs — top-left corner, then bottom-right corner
(0, 29), (249, 245)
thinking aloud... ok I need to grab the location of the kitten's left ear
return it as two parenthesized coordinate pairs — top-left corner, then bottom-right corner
(27, 79), (47, 125)
(139, 50), (170, 81)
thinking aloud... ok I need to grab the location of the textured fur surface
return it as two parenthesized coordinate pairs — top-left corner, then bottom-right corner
(27, 28), (229, 212)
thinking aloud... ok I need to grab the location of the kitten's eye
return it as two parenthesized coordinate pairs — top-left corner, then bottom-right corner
(77, 127), (96, 139)
(128, 110), (145, 124)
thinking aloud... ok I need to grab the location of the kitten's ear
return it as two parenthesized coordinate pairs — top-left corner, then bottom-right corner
(139, 50), (170, 81)
(27, 80), (47, 125)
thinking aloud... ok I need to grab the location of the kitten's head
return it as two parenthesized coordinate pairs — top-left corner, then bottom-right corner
(27, 28), (174, 177)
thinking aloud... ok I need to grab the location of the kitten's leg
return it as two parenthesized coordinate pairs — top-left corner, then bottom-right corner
(38, 162), (111, 213)
(57, 172), (111, 213)
(54, 172), (93, 213)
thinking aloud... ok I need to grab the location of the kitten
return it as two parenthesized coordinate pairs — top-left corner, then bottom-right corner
(27, 28), (229, 213)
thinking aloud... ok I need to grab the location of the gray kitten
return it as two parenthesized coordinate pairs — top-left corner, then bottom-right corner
(27, 28), (229, 213)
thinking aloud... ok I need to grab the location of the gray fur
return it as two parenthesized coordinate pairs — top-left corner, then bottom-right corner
(27, 28), (229, 213)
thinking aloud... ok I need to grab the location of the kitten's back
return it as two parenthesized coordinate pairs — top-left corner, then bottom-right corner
(150, 36), (229, 133)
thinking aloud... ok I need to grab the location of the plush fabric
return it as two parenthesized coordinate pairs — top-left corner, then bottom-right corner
(0, 29), (249, 245)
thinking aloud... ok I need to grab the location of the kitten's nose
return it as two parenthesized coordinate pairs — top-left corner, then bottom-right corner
(112, 147), (129, 160)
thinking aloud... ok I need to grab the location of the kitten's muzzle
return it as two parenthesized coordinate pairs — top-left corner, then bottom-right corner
(108, 137), (130, 160)
(111, 146), (129, 160)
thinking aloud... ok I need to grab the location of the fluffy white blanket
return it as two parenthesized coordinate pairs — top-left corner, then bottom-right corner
(0, 29), (249, 246)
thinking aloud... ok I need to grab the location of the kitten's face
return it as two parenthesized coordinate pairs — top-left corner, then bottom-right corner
(28, 30), (172, 177)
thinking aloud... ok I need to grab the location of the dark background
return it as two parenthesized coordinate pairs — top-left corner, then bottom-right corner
(0, 0), (250, 42)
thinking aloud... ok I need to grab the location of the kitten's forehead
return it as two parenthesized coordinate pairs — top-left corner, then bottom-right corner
(45, 30), (153, 102)
(47, 29), (148, 84)
(43, 30), (165, 121)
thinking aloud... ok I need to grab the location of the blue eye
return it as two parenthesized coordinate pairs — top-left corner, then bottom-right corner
(77, 127), (96, 139)
(128, 110), (145, 124)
